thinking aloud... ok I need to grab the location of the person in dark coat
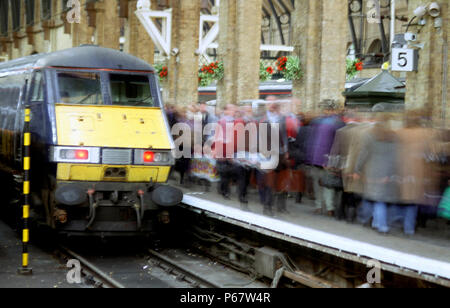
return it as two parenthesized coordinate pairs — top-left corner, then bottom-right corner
(354, 117), (401, 234)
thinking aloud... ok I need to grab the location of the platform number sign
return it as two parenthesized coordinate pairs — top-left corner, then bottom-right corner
(392, 48), (419, 72)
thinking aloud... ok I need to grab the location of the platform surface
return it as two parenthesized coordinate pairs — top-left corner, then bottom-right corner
(0, 220), (78, 288)
(175, 181), (450, 283)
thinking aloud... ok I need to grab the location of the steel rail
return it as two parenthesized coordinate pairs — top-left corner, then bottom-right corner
(59, 246), (126, 289)
(148, 249), (222, 289)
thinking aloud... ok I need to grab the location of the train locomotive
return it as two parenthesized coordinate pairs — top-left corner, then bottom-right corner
(0, 45), (183, 235)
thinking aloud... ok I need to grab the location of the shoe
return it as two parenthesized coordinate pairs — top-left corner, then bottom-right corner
(239, 197), (249, 204)
(277, 207), (290, 214)
(327, 210), (335, 217)
(222, 193), (230, 200)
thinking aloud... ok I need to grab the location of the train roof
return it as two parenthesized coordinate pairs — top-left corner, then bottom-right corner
(0, 45), (155, 73)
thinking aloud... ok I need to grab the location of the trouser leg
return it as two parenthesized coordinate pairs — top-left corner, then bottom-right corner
(323, 187), (337, 213)
(343, 193), (359, 222)
(311, 167), (324, 210)
(358, 199), (374, 225)
(373, 202), (389, 233)
(218, 161), (231, 197)
(276, 192), (288, 213)
(403, 204), (418, 235)
(295, 192), (303, 203)
(256, 170), (266, 205)
(338, 192), (350, 220)
(236, 166), (249, 201)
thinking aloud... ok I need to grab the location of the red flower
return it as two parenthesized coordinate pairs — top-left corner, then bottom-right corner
(266, 67), (274, 74)
(277, 57), (287, 65)
(276, 57), (288, 72)
(159, 66), (168, 79)
(355, 62), (363, 71)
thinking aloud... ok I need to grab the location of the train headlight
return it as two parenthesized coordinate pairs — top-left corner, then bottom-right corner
(50, 147), (100, 164)
(153, 152), (164, 162)
(135, 150), (173, 165)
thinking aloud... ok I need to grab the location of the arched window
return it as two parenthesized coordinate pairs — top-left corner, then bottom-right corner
(10, 0), (21, 32)
(41, 0), (52, 20)
(0, 1), (9, 36)
(365, 39), (384, 67)
(367, 39), (383, 55)
(25, 0), (35, 27)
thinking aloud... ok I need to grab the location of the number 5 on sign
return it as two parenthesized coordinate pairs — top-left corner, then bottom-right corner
(392, 48), (419, 72)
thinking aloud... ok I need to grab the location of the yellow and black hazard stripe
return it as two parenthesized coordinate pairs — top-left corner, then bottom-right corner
(19, 107), (32, 275)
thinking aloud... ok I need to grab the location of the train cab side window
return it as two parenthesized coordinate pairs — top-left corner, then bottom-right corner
(31, 72), (44, 102)
(57, 71), (103, 105)
(109, 74), (155, 107)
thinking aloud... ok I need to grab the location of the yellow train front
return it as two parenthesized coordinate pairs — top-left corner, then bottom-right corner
(0, 46), (183, 235)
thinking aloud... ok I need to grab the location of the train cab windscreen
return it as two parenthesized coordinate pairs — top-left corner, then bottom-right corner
(109, 74), (155, 107)
(58, 71), (103, 105)
(57, 71), (158, 107)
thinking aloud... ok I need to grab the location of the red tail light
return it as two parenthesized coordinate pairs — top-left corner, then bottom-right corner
(75, 150), (89, 160)
(143, 151), (155, 163)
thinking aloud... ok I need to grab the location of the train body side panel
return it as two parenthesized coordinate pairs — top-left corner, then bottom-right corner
(0, 72), (29, 167)
(54, 105), (172, 150)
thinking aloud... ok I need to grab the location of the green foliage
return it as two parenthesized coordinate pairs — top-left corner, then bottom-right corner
(346, 58), (363, 80)
(199, 61), (224, 87)
(260, 61), (274, 82)
(277, 56), (303, 81)
(284, 56), (303, 81)
(154, 63), (168, 83)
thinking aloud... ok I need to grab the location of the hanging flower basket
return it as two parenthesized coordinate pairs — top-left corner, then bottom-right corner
(260, 61), (274, 82)
(346, 58), (363, 80)
(155, 64), (168, 83)
(199, 61), (224, 87)
(276, 56), (303, 81)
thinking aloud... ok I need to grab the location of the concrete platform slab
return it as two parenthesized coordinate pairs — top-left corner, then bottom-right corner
(0, 220), (78, 288)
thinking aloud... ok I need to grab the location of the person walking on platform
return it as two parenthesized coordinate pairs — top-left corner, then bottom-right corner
(173, 106), (193, 185)
(354, 115), (401, 234)
(327, 112), (365, 222)
(306, 104), (345, 217)
(395, 111), (439, 235)
(214, 104), (237, 200)
(233, 108), (252, 209)
(257, 98), (289, 216)
(290, 112), (314, 204)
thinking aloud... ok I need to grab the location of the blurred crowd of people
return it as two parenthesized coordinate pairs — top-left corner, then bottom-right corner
(165, 98), (450, 236)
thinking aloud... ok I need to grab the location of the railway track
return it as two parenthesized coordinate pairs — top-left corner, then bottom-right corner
(56, 246), (126, 288)
(55, 245), (225, 288)
(148, 249), (222, 288)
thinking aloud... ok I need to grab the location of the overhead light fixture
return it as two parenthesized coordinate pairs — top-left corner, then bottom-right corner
(414, 2), (441, 18)
(428, 2), (441, 17)
(413, 5), (427, 18)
